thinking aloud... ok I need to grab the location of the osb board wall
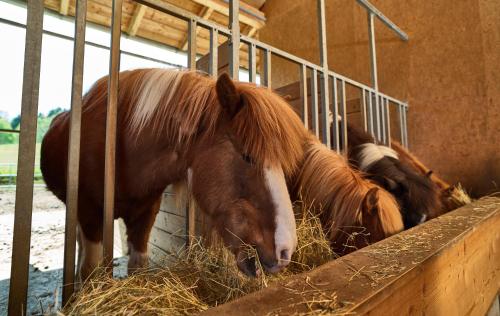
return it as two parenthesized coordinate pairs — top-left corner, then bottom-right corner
(259, 0), (500, 197)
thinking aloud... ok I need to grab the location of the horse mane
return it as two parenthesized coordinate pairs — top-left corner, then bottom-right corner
(390, 141), (451, 190)
(294, 138), (403, 241)
(82, 68), (306, 175)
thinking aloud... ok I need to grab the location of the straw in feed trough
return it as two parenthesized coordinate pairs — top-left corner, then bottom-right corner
(63, 202), (336, 315)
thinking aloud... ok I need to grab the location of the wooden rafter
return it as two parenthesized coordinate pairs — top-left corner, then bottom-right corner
(59, 0), (69, 15)
(181, 6), (214, 51)
(127, 4), (147, 36)
(191, 0), (265, 29)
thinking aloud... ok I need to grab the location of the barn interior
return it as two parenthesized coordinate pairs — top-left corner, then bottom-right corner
(0, 0), (499, 315)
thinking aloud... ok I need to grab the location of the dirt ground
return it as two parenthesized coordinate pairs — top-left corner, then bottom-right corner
(0, 187), (127, 315)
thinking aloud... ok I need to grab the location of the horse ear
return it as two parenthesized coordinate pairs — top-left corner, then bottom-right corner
(383, 177), (399, 191)
(216, 73), (244, 118)
(362, 187), (379, 215)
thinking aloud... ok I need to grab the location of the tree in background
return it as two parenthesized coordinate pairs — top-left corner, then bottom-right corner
(0, 117), (17, 144)
(7, 108), (65, 143)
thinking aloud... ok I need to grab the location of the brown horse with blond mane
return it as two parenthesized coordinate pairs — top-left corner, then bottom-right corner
(41, 68), (307, 280)
(290, 136), (403, 255)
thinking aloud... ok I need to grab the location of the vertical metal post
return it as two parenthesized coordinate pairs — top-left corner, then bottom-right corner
(62, 0), (87, 305)
(187, 19), (197, 70)
(311, 68), (319, 138)
(299, 64), (308, 129)
(367, 12), (381, 143)
(262, 49), (271, 88)
(8, 1), (44, 314)
(209, 28), (218, 77)
(187, 20), (197, 244)
(317, 0), (330, 148)
(374, 94), (381, 143)
(229, 0), (240, 78)
(339, 80), (348, 154)
(103, 0), (122, 271)
(367, 90), (374, 137)
(380, 96), (386, 144)
(385, 98), (391, 147)
(249, 43), (256, 83)
(398, 103), (404, 145)
(403, 104), (409, 147)
(361, 89), (368, 132)
(367, 12), (378, 90)
(331, 76), (340, 153)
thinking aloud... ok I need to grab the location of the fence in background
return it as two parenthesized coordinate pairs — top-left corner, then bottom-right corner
(4, 0), (409, 314)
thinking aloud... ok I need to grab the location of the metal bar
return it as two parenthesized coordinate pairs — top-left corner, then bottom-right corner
(187, 19), (197, 70)
(374, 94), (381, 143)
(209, 28), (218, 77)
(132, 0), (407, 106)
(331, 76), (340, 153)
(367, 91), (374, 137)
(8, 0), (44, 314)
(380, 96), (386, 144)
(299, 64), (308, 129)
(0, 17), (183, 69)
(398, 103), (404, 145)
(249, 43), (256, 83)
(229, 0), (240, 78)
(311, 68), (319, 138)
(386, 99), (391, 147)
(361, 89), (368, 132)
(403, 105), (409, 147)
(0, 129), (20, 133)
(355, 0), (409, 41)
(103, 0), (122, 271)
(317, 0), (331, 147)
(263, 49), (271, 88)
(339, 80), (348, 155)
(62, 0), (87, 305)
(367, 12), (378, 91)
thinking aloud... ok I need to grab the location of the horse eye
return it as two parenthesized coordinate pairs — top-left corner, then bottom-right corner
(242, 154), (255, 165)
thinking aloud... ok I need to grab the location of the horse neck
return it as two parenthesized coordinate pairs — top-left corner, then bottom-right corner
(346, 123), (377, 163)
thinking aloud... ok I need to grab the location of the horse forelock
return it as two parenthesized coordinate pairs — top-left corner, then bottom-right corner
(295, 139), (402, 241)
(232, 83), (307, 176)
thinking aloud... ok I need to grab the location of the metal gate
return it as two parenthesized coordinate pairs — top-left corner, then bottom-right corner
(3, 0), (409, 314)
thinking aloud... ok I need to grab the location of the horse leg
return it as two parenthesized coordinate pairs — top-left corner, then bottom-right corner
(77, 223), (102, 284)
(124, 198), (161, 274)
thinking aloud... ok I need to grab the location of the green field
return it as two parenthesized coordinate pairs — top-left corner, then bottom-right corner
(0, 143), (42, 180)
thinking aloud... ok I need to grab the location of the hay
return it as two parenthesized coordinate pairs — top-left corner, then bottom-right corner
(449, 183), (472, 206)
(63, 205), (335, 315)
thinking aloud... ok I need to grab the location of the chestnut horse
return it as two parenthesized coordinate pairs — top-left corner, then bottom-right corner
(340, 123), (442, 228)
(390, 140), (472, 213)
(41, 69), (308, 280)
(290, 136), (403, 255)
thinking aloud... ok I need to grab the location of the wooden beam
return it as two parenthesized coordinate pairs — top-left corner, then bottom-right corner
(127, 4), (146, 36)
(202, 197), (500, 316)
(191, 0), (265, 29)
(181, 6), (214, 51)
(59, 0), (70, 15)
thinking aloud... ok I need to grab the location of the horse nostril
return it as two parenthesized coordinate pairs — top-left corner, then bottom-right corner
(280, 249), (290, 262)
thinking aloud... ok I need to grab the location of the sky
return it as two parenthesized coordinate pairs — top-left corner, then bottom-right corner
(0, 0), (254, 120)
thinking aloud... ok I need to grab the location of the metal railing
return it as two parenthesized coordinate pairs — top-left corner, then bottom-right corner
(5, 0), (409, 314)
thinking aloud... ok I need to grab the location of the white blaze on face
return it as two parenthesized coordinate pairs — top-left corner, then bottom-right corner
(358, 143), (399, 171)
(264, 165), (297, 267)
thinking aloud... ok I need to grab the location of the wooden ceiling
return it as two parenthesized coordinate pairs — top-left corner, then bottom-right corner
(43, 0), (266, 65)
